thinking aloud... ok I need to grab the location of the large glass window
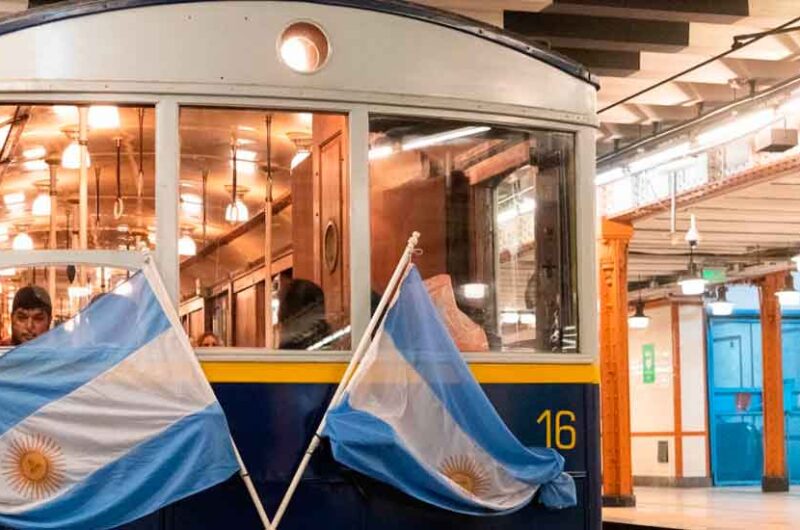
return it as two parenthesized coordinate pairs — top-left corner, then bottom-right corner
(0, 104), (155, 336)
(178, 107), (350, 350)
(369, 116), (577, 353)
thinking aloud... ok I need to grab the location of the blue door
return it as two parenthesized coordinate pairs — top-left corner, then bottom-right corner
(709, 316), (800, 486)
(708, 318), (764, 485)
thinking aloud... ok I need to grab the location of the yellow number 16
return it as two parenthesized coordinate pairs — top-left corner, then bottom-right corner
(536, 410), (577, 450)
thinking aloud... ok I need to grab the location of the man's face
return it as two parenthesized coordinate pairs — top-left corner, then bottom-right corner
(11, 308), (51, 344)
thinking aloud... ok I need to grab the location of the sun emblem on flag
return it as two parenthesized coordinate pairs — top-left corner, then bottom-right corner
(439, 455), (490, 496)
(2, 433), (65, 500)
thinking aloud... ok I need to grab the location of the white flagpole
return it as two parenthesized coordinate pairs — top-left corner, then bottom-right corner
(140, 256), (272, 529)
(269, 232), (421, 529)
(232, 442), (273, 529)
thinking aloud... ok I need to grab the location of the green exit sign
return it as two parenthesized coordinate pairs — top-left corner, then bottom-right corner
(642, 344), (655, 384)
(702, 268), (727, 283)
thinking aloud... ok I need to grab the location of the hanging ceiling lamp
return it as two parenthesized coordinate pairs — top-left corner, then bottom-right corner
(679, 214), (708, 296)
(776, 272), (800, 308)
(12, 226), (33, 250)
(708, 285), (735, 316)
(61, 129), (91, 169)
(178, 229), (197, 257)
(225, 140), (249, 223)
(628, 298), (650, 329)
(32, 181), (51, 217)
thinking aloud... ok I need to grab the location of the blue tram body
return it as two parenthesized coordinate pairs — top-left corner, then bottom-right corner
(116, 378), (601, 530)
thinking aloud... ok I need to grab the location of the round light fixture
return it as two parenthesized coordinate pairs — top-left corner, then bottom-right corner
(178, 234), (197, 257)
(278, 22), (330, 74)
(12, 230), (33, 250)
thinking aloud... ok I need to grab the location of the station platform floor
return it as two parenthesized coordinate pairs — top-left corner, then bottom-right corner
(602, 486), (800, 530)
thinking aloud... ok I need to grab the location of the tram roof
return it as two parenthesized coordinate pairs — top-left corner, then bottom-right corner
(0, 0), (597, 89)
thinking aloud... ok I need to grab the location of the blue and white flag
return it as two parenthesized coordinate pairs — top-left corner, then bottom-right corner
(324, 265), (576, 515)
(0, 262), (239, 529)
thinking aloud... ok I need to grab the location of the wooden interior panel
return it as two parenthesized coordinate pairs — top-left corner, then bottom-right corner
(188, 309), (204, 341)
(291, 155), (318, 284)
(370, 168), (446, 293)
(233, 281), (265, 347)
(319, 131), (347, 328)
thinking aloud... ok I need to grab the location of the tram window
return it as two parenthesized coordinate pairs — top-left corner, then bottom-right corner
(0, 265), (133, 345)
(369, 116), (578, 354)
(0, 104), (156, 254)
(178, 107), (350, 351)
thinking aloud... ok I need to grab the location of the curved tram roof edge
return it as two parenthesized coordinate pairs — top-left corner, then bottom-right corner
(0, 0), (598, 89)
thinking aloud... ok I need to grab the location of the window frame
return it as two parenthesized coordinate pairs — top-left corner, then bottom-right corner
(0, 93), (596, 364)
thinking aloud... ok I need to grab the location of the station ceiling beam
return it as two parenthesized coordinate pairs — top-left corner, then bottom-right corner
(554, 48), (641, 77)
(543, 0), (749, 24)
(504, 12), (690, 52)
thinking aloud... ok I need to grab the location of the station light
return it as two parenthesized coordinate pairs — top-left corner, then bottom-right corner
(776, 273), (800, 308)
(595, 167), (624, 186)
(628, 299), (650, 329)
(695, 109), (775, 149)
(679, 269), (707, 296)
(708, 286), (734, 316)
(627, 142), (690, 174)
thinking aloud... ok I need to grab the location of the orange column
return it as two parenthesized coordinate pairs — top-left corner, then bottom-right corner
(759, 273), (789, 492)
(671, 303), (683, 480)
(598, 218), (636, 507)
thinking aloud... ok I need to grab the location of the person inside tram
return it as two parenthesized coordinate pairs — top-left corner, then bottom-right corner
(198, 332), (223, 347)
(4, 285), (52, 345)
(277, 278), (331, 350)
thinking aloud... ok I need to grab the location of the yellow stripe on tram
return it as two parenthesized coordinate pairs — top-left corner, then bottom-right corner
(201, 362), (600, 385)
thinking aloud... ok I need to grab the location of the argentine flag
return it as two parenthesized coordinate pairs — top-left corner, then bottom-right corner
(0, 262), (239, 529)
(324, 266), (576, 515)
